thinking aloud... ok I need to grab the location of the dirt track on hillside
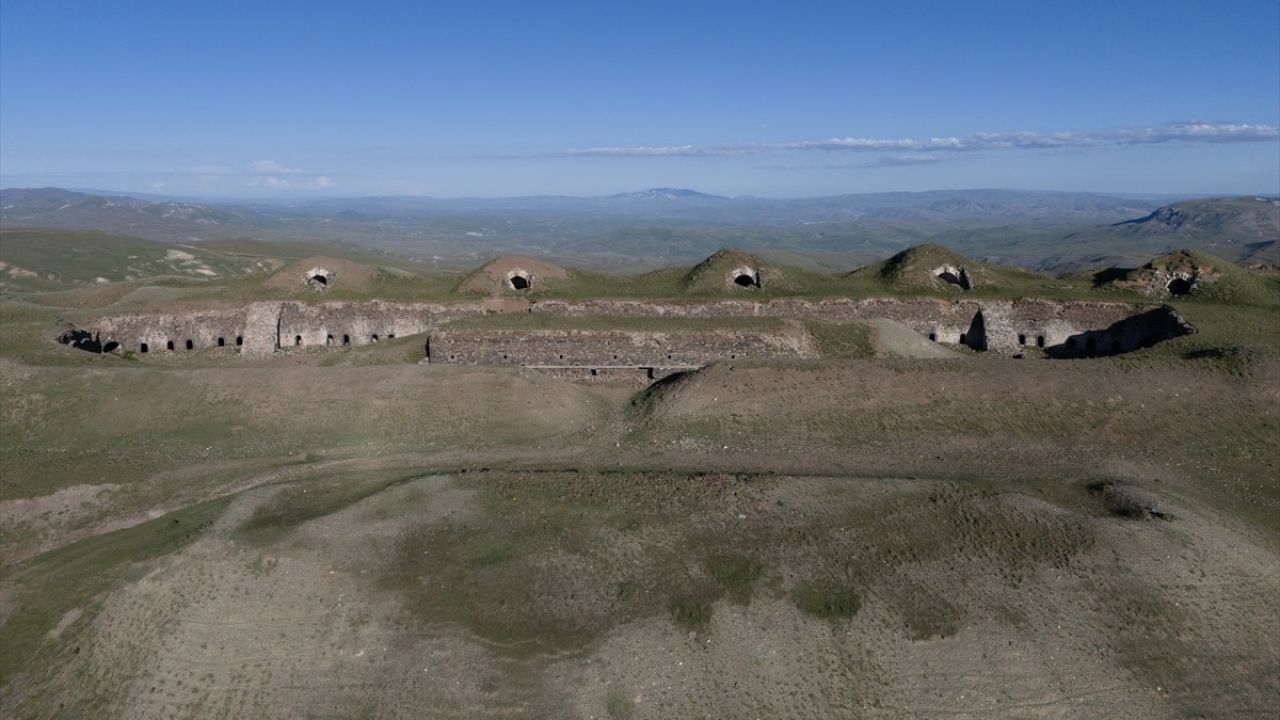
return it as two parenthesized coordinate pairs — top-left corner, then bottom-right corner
(2, 356), (1278, 719)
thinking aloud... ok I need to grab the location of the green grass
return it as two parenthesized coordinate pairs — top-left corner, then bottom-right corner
(806, 321), (875, 359)
(669, 597), (714, 632)
(706, 554), (763, 600)
(0, 228), (265, 292)
(0, 495), (232, 687)
(461, 535), (514, 567)
(237, 472), (419, 544)
(792, 582), (861, 620)
(606, 690), (635, 719)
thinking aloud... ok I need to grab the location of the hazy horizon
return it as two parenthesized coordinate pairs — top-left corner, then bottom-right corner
(5, 184), (1256, 203)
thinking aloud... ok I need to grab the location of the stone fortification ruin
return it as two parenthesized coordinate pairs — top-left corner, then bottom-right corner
(78, 294), (1194, 380)
(57, 247), (1204, 378)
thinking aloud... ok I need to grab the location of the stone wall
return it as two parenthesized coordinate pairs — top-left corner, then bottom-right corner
(92, 309), (250, 354)
(275, 301), (484, 349)
(79, 296), (1193, 363)
(429, 326), (817, 367)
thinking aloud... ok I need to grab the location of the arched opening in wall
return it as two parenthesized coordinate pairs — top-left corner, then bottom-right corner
(590, 368), (598, 376)
(235, 336), (243, 346)
(1167, 277), (1193, 296)
(185, 339), (194, 350)
(934, 265), (972, 290)
(388, 333), (395, 339)
(103, 341), (119, 353)
(1018, 334), (1027, 346)
(928, 332), (937, 342)
(326, 334), (334, 346)
(371, 334), (379, 343)
(342, 334), (350, 346)
(1036, 335), (1045, 348)
(963, 310), (987, 350)
(507, 270), (532, 290)
(140, 343), (149, 354)
(959, 333), (967, 345)
(294, 335), (302, 347)
(730, 267), (760, 288)
(305, 268), (332, 290)
(166, 340), (175, 351)
(217, 337), (225, 347)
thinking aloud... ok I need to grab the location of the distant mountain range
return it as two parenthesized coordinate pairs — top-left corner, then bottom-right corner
(2, 186), (1276, 271)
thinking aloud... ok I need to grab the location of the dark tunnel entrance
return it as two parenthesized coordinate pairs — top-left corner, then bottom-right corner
(1167, 277), (1193, 296)
(734, 273), (759, 288)
(963, 310), (987, 351)
(935, 266), (972, 290)
(509, 275), (530, 290)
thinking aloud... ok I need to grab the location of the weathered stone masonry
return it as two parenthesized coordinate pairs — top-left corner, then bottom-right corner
(429, 325), (817, 380)
(79, 296), (1194, 368)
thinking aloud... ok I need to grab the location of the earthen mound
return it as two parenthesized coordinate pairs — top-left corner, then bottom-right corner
(263, 256), (381, 293)
(1093, 249), (1280, 304)
(1106, 250), (1222, 298)
(630, 366), (705, 418)
(458, 255), (569, 295)
(857, 244), (985, 291)
(683, 249), (803, 293)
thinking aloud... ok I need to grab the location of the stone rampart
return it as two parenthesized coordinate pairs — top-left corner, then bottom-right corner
(429, 326), (816, 367)
(78, 296), (1193, 364)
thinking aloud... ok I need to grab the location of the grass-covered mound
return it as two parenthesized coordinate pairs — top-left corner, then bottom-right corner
(847, 243), (1049, 296)
(1096, 249), (1280, 305)
(681, 248), (830, 295)
(456, 255), (570, 295)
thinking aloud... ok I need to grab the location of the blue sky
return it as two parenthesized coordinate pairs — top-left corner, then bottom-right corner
(2, 0), (1278, 198)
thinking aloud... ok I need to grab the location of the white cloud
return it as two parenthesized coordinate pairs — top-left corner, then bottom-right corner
(312, 175), (333, 189)
(151, 181), (165, 189)
(250, 159), (306, 174)
(264, 176), (291, 189)
(564, 122), (1279, 158)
